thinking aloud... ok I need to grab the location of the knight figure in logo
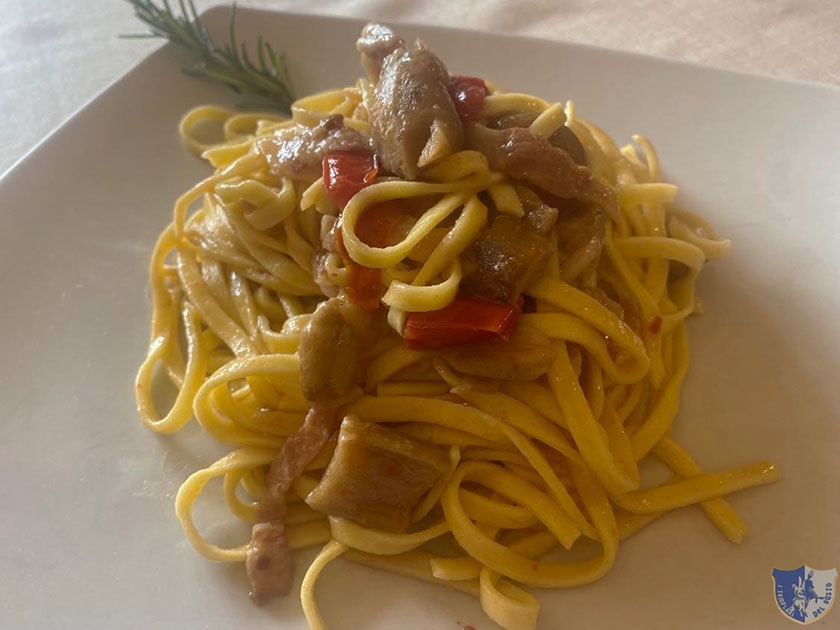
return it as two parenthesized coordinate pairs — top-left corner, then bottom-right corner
(772, 565), (837, 624)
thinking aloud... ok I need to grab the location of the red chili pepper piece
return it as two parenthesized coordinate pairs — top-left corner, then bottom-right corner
(323, 150), (378, 209)
(337, 201), (410, 311)
(649, 315), (663, 335)
(403, 295), (522, 350)
(334, 229), (380, 311)
(448, 75), (489, 122)
(323, 150), (392, 310)
(346, 261), (382, 311)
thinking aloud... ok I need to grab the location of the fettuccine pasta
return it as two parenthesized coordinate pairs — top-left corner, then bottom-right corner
(136, 23), (779, 630)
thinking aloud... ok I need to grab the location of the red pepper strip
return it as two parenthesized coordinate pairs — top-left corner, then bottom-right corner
(337, 201), (410, 311)
(323, 149), (381, 309)
(323, 150), (378, 209)
(343, 253), (382, 310)
(448, 75), (490, 122)
(335, 228), (380, 311)
(403, 295), (522, 350)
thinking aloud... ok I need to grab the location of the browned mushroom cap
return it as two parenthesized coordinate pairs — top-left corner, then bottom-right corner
(487, 112), (587, 166)
(367, 41), (464, 179)
(356, 23), (406, 83)
(464, 122), (591, 200)
(306, 417), (450, 532)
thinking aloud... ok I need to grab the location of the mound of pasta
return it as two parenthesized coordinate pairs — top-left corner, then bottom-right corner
(136, 23), (779, 630)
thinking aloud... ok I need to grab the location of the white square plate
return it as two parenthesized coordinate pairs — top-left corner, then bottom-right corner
(1, 7), (838, 629)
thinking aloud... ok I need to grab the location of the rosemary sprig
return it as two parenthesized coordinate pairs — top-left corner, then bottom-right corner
(124, 0), (295, 112)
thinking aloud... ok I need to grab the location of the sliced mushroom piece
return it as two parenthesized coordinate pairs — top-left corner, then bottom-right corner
(356, 23), (406, 83)
(442, 323), (557, 381)
(465, 122), (591, 200)
(548, 126), (587, 167)
(487, 113), (586, 166)
(486, 111), (539, 130)
(256, 115), (370, 181)
(306, 417), (450, 532)
(298, 297), (363, 402)
(460, 214), (553, 304)
(264, 298), (373, 503)
(368, 44), (463, 179)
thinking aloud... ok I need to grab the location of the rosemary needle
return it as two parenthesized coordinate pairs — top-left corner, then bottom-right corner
(124, 0), (295, 112)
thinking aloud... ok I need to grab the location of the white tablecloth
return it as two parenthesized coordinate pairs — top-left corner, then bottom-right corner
(2, 0), (838, 175)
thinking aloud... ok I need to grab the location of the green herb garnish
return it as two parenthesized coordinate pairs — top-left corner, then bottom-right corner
(124, 0), (295, 111)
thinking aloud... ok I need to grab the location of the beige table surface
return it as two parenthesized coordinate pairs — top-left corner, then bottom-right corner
(2, 0), (838, 176)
